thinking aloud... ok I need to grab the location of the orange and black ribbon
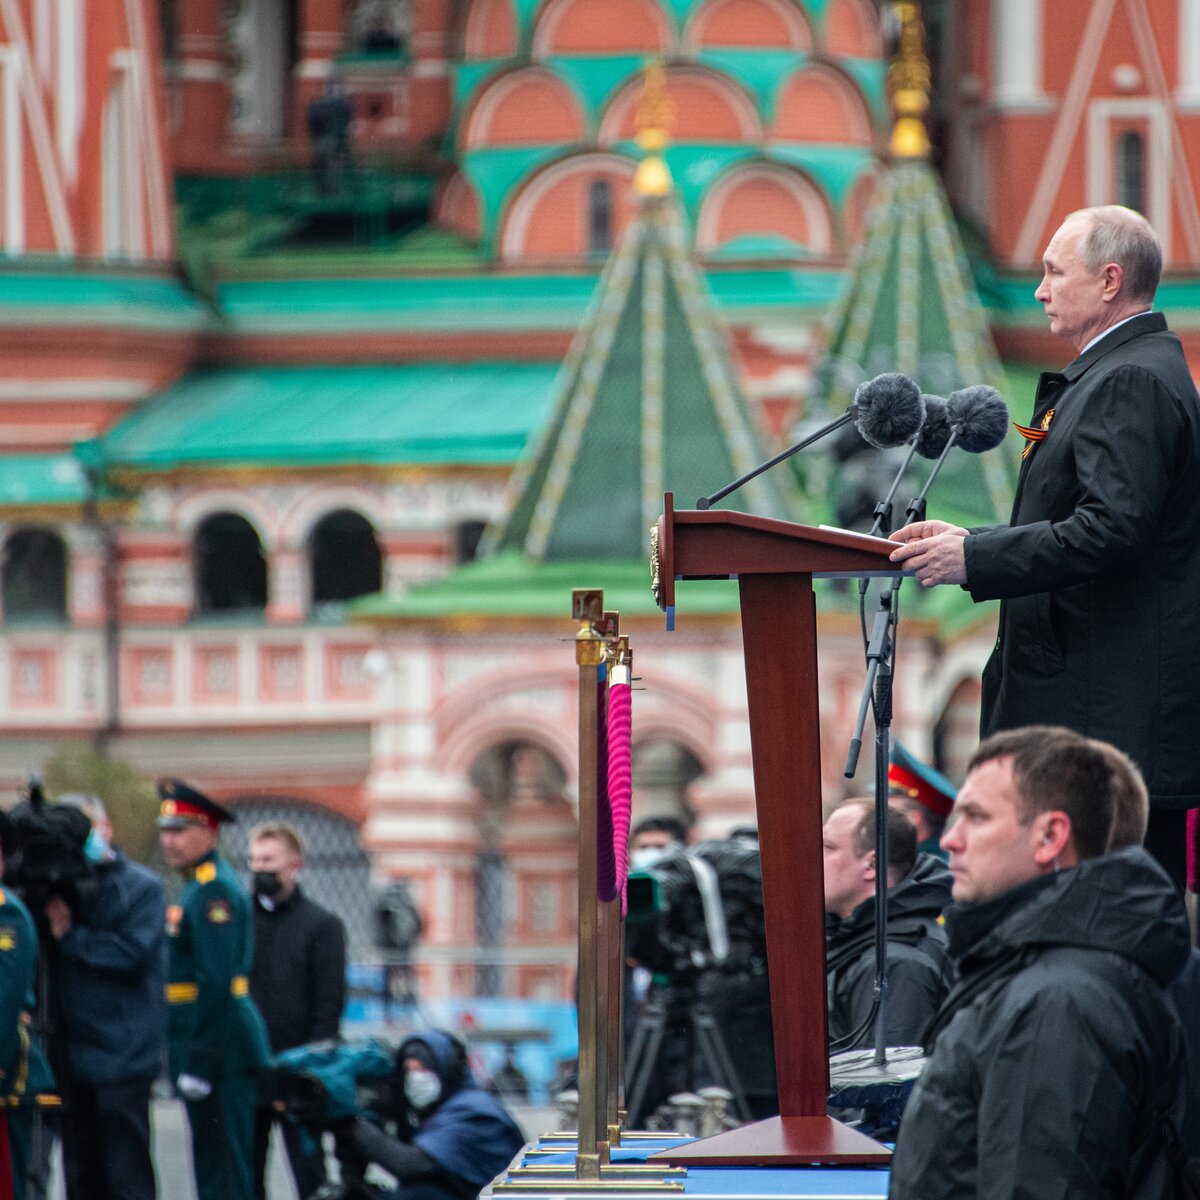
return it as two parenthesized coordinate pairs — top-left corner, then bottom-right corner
(1014, 408), (1055, 459)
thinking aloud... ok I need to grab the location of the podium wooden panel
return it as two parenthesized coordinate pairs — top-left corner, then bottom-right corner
(648, 493), (902, 1167)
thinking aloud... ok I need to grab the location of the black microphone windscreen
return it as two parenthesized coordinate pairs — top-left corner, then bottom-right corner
(947, 385), (1010, 453)
(915, 395), (951, 459)
(851, 373), (925, 449)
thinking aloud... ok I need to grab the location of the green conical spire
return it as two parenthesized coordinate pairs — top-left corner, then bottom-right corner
(482, 189), (791, 562)
(816, 160), (1016, 524)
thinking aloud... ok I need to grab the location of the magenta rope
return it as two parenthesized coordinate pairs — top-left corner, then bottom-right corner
(596, 670), (616, 901)
(605, 682), (633, 910)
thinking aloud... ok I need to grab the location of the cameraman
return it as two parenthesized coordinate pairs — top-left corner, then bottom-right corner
(44, 795), (166, 1200)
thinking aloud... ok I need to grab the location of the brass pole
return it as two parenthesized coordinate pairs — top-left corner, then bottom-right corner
(573, 590), (605, 1180)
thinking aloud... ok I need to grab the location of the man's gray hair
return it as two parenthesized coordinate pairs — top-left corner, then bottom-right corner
(1068, 205), (1162, 303)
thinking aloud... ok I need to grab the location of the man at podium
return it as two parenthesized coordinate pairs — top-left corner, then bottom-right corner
(888, 205), (1200, 886)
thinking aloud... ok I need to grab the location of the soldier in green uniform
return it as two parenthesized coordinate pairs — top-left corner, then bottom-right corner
(157, 779), (270, 1200)
(0, 811), (56, 1200)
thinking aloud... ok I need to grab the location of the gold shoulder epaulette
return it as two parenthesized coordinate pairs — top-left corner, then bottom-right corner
(195, 862), (217, 884)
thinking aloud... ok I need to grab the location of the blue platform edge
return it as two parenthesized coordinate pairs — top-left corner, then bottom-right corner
(515, 1136), (890, 1196)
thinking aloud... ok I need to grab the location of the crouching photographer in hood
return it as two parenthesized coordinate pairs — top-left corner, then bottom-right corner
(343, 1031), (525, 1200)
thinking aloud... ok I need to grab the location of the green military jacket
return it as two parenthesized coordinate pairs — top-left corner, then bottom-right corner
(0, 888), (54, 1105)
(166, 850), (270, 1081)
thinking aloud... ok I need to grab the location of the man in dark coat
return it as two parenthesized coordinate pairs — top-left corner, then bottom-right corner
(45, 795), (166, 1200)
(350, 1029), (526, 1199)
(823, 800), (952, 1049)
(889, 205), (1200, 885)
(248, 821), (346, 1200)
(889, 727), (1190, 1200)
(159, 779), (271, 1200)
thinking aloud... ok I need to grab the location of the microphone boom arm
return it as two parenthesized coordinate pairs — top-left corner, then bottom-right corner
(696, 411), (854, 509)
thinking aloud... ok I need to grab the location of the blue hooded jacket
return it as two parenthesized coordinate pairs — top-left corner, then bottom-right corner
(400, 1030), (525, 1190)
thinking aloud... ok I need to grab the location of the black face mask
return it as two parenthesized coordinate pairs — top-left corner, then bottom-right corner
(253, 870), (283, 898)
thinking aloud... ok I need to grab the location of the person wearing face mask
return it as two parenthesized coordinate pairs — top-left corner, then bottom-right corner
(246, 822), (346, 1200)
(349, 1030), (525, 1200)
(44, 793), (166, 1200)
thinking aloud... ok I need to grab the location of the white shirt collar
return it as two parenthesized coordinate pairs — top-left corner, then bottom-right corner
(1078, 310), (1153, 357)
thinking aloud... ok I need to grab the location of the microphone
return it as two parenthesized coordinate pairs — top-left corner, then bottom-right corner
(900, 385), (1010, 527)
(696, 373), (925, 509)
(865, 394), (947, 537)
(946, 385), (1009, 453)
(914, 394), (951, 458)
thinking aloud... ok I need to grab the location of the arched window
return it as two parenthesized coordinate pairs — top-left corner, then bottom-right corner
(2, 528), (68, 621)
(310, 510), (383, 605)
(587, 178), (613, 255)
(194, 513), (268, 615)
(1117, 130), (1145, 215)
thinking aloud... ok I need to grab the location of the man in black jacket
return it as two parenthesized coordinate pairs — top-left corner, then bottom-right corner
(889, 205), (1200, 885)
(889, 727), (1189, 1200)
(823, 800), (951, 1050)
(45, 794), (166, 1200)
(247, 822), (346, 1200)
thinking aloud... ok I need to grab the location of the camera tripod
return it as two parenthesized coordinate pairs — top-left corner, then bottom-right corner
(624, 980), (752, 1128)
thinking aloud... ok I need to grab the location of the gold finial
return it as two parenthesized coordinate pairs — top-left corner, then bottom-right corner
(634, 60), (674, 197)
(888, 2), (932, 159)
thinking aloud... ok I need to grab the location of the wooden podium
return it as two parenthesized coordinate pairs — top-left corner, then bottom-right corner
(648, 493), (902, 1167)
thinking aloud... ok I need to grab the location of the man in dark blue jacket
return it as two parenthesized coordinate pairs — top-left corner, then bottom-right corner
(351, 1030), (525, 1199)
(44, 795), (166, 1200)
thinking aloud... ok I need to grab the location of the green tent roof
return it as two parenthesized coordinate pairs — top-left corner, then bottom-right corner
(83, 364), (561, 472)
(0, 454), (89, 508)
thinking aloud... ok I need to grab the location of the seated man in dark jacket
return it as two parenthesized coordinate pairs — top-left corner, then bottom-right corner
(351, 1030), (525, 1199)
(890, 726), (1189, 1200)
(823, 799), (952, 1049)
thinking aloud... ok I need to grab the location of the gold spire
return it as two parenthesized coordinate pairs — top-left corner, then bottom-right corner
(888, 1), (932, 159)
(634, 60), (674, 197)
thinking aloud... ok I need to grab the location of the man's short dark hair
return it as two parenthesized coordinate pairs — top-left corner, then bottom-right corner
(967, 726), (1116, 860)
(841, 800), (917, 882)
(1093, 741), (1149, 850)
(630, 815), (687, 844)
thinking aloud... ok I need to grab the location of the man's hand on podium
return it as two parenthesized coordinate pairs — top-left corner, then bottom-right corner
(888, 520), (969, 587)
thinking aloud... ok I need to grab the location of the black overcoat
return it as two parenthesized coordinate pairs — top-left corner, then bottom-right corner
(964, 312), (1200, 805)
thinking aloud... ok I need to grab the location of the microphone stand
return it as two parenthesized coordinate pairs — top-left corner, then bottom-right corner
(696, 412), (854, 508)
(843, 422), (962, 1066)
(843, 586), (898, 1067)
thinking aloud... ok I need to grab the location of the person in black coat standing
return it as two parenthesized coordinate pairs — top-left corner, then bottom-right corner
(889, 205), (1200, 886)
(889, 727), (1190, 1200)
(247, 822), (346, 1200)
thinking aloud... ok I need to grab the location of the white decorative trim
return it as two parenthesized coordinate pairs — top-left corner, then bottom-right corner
(175, 58), (228, 82)
(173, 490), (278, 544)
(55, 0), (81, 185)
(532, 0), (671, 57)
(280, 487), (387, 548)
(0, 47), (23, 254)
(695, 161), (833, 254)
(1013, 0), (1117, 265)
(0, 378), (152, 401)
(1178, 0), (1200, 106)
(0, 0), (75, 252)
(499, 151), (634, 260)
(463, 66), (582, 150)
(991, 0), (1049, 108)
(682, 0), (812, 52)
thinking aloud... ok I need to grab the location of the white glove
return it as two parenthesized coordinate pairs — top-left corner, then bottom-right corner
(176, 1073), (212, 1101)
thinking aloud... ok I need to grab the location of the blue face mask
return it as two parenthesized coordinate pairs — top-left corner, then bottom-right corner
(84, 829), (109, 864)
